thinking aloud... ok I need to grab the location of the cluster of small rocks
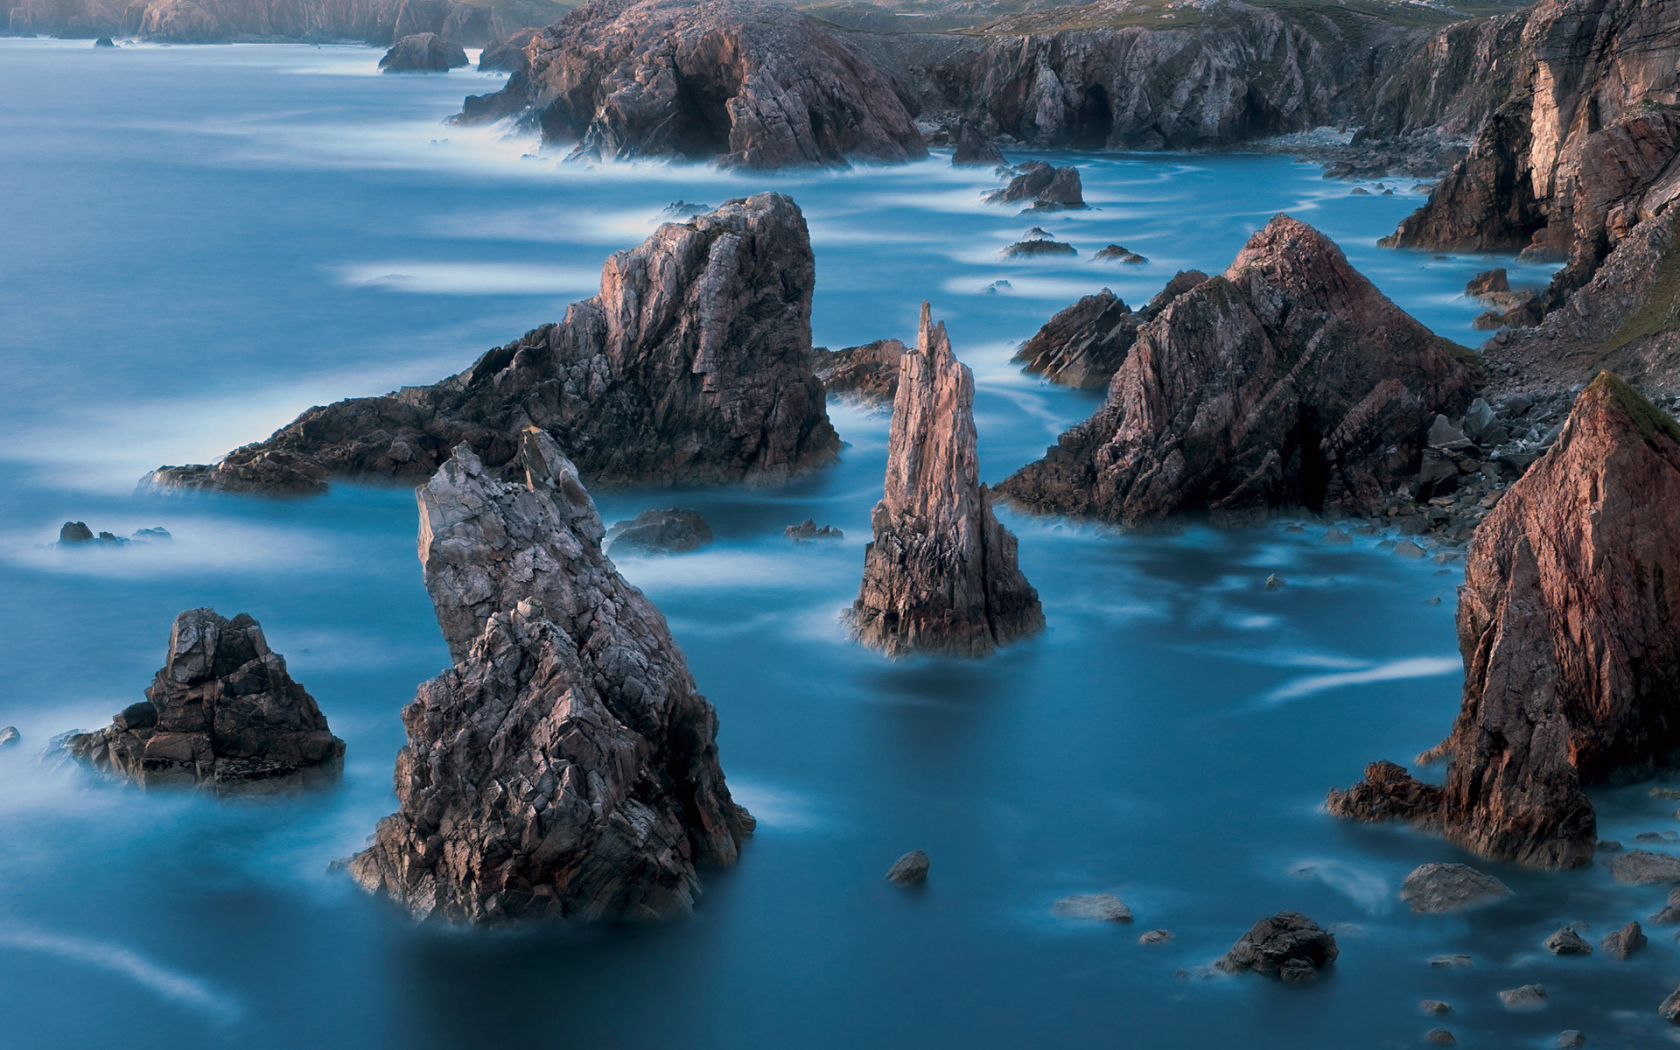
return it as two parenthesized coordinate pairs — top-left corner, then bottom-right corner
(54, 521), (170, 548)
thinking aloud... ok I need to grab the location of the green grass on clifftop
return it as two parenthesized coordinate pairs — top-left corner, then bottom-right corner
(1586, 370), (1680, 445)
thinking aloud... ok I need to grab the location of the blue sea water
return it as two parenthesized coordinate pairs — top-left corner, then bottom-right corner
(0, 36), (1673, 1050)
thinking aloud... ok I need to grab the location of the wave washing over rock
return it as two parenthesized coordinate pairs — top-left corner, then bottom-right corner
(849, 303), (1043, 658)
(1329, 374), (1680, 869)
(456, 0), (926, 168)
(348, 429), (753, 922)
(997, 215), (1480, 526)
(145, 193), (838, 495)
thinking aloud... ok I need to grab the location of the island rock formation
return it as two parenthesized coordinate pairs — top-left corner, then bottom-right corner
(64, 608), (344, 789)
(1328, 374), (1680, 869)
(997, 215), (1479, 525)
(849, 303), (1043, 657)
(348, 430), (752, 922)
(145, 193), (838, 495)
(456, 0), (926, 168)
(984, 161), (1084, 210)
(379, 31), (467, 71)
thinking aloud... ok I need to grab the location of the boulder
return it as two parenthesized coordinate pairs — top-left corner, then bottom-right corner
(1053, 894), (1132, 922)
(145, 194), (839, 495)
(1329, 375), (1680, 868)
(456, 0), (926, 168)
(813, 338), (907, 404)
(606, 509), (713, 554)
(57, 521), (95, 544)
(984, 160), (1085, 211)
(849, 304), (1044, 658)
(998, 215), (1479, 526)
(63, 609), (344, 789)
(1466, 270), (1510, 299)
(0, 727), (19, 747)
(1139, 929), (1173, 944)
(1398, 863), (1509, 914)
(1611, 850), (1680, 886)
(347, 432), (752, 922)
(886, 850), (929, 885)
(1601, 921), (1646, 960)
(1542, 927), (1591, 955)
(1215, 911), (1337, 982)
(379, 31), (467, 72)
(952, 119), (1003, 166)
(1421, 1001), (1452, 1014)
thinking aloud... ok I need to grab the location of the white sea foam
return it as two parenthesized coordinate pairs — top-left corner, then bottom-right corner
(0, 926), (242, 1023)
(1290, 858), (1392, 916)
(335, 261), (601, 296)
(1258, 655), (1461, 706)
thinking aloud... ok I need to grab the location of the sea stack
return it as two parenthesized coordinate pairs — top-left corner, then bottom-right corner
(349, 429), (753, 922)
(64, 609), (344, 789)
(1329, 374), (1680, 869)
(849, 304), (1043, 657)
(998, 215), (1479, 526)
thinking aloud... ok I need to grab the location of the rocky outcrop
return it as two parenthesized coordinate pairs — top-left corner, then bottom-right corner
(849, 303), (1043, 658)
(785, 518), (842, 542)
(606, 508), (713, 554)
(1328, 374), (1680, 869)
(5, 0), (554, 44)
(54, 522), (171, 547)
(456, 0), (926, 168)
(145, 194), (838, 495)
(1216, 912), (1337, 982)
(479, 27), (540, 72)
(1012, 271), (1207, 389)
(64, 609), (344, 789)
(885, 850), (929, 884)
(379, 31), (467, 71)
(983, 161), (1084, 210)
(952, 118), (1003, 166)
(348, 431), (752, 922)
(813, 339), (906, 404)
(998, 215), (1479, 526)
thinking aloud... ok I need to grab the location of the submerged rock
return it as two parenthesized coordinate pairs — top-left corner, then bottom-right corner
(1216, 911), (1337, 982)
(347, 432), (752, 922)
(1425, 1029), (1456, 1047)
(379, 32), (467, 72)
(1053, 894), (1132, 923)
(984, 160), (1085, 211)
(55, 522), (170, 548)
(1500, 984), (1549, 1011)
(456, 0), (925, 168)
(63, 609), (344, 789)
(606, 509), (713, 554)
(997, 215), (1478, 526)
(849, 304), (1043, 658)
(1398, 863), (1509, 914)
(886, 850), (929, 885)
(814, 339), (907, 404)
(146, 194), (839, 495)
(1329, 375), (1680, 868)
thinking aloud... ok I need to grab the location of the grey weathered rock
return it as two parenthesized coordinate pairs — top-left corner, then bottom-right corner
(457, 0), (926, 168)
(1611, 850), (1680, 886)
(146, 194), (839, 495)
(347, 432), (752, 922)
(886, 850), (929, 885)
(478, 27), (540, 72)
(849, 304), (1043, 658)
(952, 119), (1003, 166)
(63, 609), (344, 789)
(1662, 985), (1680, 1023)
(1555, 1031), (1585, 1050)
(1399, 863), (1510, 914)
(1216, 911), (1337, 982)
(984, 161), (1084, 211)
(1425, 1029), (1456, 1047)
(606, 509), (713, 554)
(1600, 921), (1646, 960)
(1053, 893), (1132, 923)
(1139, 928), (1173, 944)
(1543, 927), (1591, 956)
(1500, 984), (1549, 1011)
(379, 32), (467, 72)
(814, 339), (907, 404)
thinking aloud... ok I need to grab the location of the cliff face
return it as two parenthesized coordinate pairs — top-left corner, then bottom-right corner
(6, 0), (556, 44)
(849, 303), (1043, 658)
(145, 193), (839, 495)
(65, 608), (344, 789)
(457, 0), (927, 168)
(997, 216), (1479, 526)
(349, 430), (752, 922)
(1329, 374), (1680, 869)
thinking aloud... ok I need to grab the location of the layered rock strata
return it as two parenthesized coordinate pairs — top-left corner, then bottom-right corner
(65, 608), (344, 788)
(998, 215), (1479, 525)
(456, 0), (926, 168)
(1012, 271), (1207, 389)
(1328, 374), (1680, 869)
(849, 303), (1043, 657)
(146, 193), (838, 495)
(348, 430), (752, 922)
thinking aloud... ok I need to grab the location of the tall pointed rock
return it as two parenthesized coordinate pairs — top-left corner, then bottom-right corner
(849, 304), (1044, 657)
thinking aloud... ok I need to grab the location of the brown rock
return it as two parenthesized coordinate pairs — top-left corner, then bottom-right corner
(145, 194), (839, 496)
(347, 431), (751, 922)
(814, 339), (907, 404)
(457, 0), (927, 168)
(984, 160), (1085, 211)
(1601, 921), (1646, 960)
(849, 304), (1044, 658)
(478, 27), (540, 72)
(1012, 289), (1138, 389)
(63, 609), (344, 789)
(998, 215), (1479, 526)
(1215, 911), (1337, 981)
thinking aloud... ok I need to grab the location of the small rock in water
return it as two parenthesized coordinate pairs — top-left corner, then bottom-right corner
(1598, 840), (1624, 853)
(1321, 526), (1352, 545)
(94, 36), (114, 46)
(1215, 911), (1337, 981)
(1555, 1030), (1586, 1049)
(1429, 954), (1473, 968)
(660, 200), (710, 219)
(1264, 573), (1284, 591)
(1634, 831), (1678, 842)
(1601, 921), (1647, 960)
(1091, 244), (1148, 264)
(1499, 984), (1549, 1011)
(1610, 850), (1680, 885)
(886, 850), (930, 885)
(0, 726), (18, 747)
(607, 509), (713, 554)
(1661, 984), (1680, 1023)
(1543, 927), (1593, 955)
(1400, 863), (1511, 914)
(57, 521), (95, 544)
(1651, 787), (1680, 800)
(785, 519), (843, 542)
(1002, 238), (1077, 259)
(1394, 540), (1427, 558)
(1139, 928), (1173, 944)
(1421, 1000), (1452, 1014)
(1425, 1029), (1456, 1046)
(1651, 887), (1680, 924)
(1054, 893), (1133, 923)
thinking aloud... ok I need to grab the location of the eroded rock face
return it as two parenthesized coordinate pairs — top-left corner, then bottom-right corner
(145, 193), (838, 495)
(348, 431), (752, 922)
(457, 0), (926, 168)
(1329, 374), (1680, 869)
(478, 27), (541, 71)
(814, 339), (907, 404)
(1216, 911), (1337, 982)
(998, 215), (1479, 526)
(849, 303), (1043, 657)
(64, 609), (344, 789)
(380, 31), (467, 72)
